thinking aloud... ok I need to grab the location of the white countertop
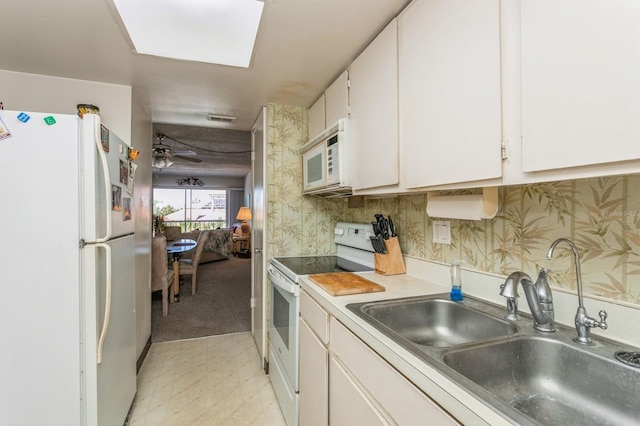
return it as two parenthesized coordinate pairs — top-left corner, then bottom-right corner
(299, 271), (510, 425)
(298, 257), (640, 425)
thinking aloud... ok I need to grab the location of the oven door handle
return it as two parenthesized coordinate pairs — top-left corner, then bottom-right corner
(268, 266), (300, 296)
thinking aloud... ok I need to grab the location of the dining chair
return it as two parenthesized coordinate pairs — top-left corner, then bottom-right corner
(179, 230), (210, 295)
(163, 225), (182, 241)
(151, 236), (174, 316)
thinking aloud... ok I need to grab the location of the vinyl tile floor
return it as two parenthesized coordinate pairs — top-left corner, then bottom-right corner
(128, 332), (286, 426)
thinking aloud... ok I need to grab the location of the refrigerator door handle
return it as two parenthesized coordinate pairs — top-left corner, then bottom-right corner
(96, 242), (112, 364)
(92, 118), (112, 243)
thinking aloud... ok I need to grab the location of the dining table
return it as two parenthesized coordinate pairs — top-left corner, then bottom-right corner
(166, 238), (196, 302)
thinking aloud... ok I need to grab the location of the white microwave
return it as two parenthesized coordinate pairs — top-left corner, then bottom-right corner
(301, 119), (351, 196)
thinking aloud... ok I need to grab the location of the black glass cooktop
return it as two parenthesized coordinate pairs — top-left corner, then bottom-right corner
(273, 255), (373, 276)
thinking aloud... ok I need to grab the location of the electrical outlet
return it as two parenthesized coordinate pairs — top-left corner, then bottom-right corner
(433, 220), (451, 244)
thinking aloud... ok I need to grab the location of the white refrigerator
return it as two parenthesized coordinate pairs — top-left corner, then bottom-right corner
(0, 110), (137, 425)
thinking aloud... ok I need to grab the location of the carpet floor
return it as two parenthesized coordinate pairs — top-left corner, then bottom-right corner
(151, 256), (252, 343)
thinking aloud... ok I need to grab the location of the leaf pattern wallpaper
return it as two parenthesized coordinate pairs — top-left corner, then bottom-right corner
(266, 104), (336, 258)
(266, 104), (640, 309)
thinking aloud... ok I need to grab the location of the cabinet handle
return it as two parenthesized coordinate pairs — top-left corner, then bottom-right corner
(254, 248), (263, 254)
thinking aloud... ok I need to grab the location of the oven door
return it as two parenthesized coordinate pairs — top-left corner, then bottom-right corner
(268, 265), (300, 425)
(268, 265), (300, 386)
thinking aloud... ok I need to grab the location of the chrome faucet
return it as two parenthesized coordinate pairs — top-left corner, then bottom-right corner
(500, 269), (556, 332)
(547, 238), (608, 345)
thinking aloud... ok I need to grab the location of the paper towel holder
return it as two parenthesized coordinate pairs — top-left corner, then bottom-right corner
(426, 187), (499, 220)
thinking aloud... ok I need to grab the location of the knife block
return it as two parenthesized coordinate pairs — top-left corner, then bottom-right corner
(374, 237), (406, 276)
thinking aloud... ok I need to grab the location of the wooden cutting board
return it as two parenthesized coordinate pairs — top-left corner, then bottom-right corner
(308, 272), (385, 296)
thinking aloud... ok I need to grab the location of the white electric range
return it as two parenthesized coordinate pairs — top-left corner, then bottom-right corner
(267, 222), (375, 426)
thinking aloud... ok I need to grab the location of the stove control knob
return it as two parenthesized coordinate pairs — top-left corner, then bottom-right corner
(334, 228), (345, 236)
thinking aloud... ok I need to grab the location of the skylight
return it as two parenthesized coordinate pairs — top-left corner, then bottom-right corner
(113, 0), (264, 68)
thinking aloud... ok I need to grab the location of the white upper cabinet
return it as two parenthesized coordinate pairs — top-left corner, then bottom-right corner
(324, 71), (350, 128)
(399, 0), (502, 189)
(350, 19), (399, 191)
(520, 0), (640, 173)
(309, 72), (349, 142)
(309, 95), (326, 142)
(305, 0), (640, 196)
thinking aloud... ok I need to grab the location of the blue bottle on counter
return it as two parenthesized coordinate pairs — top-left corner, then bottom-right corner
(450, 260), (463, 301)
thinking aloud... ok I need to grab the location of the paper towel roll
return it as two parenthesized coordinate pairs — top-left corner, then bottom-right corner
(426, 189), (499, 220)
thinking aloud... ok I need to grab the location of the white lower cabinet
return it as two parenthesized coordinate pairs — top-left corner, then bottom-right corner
(329, 357), (391, 426)
(299, 290), (459, 426)
(299, 318), (328, 426)
(330, 317), (459, 425)
(299, 292), (330, 426)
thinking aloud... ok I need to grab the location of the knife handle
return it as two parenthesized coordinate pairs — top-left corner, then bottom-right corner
(369, 235), (387, 254)
(377, 236), (387, 254)
(388, 216), (396, 237)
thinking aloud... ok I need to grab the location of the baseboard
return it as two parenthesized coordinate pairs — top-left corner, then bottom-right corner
(136, 336), (152, 374)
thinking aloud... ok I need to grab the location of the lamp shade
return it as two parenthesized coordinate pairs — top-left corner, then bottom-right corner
(236, 207), (252, 235)
(236, 207), (252, 221)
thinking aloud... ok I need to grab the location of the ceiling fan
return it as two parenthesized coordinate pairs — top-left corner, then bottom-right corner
(152, 133), (203, 169)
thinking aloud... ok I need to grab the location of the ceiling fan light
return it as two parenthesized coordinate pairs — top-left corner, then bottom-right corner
(152, 156), (174, 169)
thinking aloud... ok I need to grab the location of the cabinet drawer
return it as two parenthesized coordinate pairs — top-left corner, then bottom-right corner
(300, 291), (329, 344)
(331, 318), (459, 425)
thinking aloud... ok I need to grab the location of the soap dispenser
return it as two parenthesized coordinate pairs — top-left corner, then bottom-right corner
(450, 260), (463, 301)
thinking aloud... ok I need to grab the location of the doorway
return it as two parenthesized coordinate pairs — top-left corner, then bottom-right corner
(150, 188), (252, 342)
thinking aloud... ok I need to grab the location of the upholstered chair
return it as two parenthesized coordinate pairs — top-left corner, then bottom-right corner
(151, 236), (174, 316)
(179, 230), (210, 295)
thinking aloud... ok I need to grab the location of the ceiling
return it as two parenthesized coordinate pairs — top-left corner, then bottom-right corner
(152, 122), (252, 178)
(0, 0), (411, 177)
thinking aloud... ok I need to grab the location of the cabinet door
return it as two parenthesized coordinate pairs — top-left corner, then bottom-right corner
(329, 357), (390, 426)
(350, 19), (399, 190)
(309, 95), (326, 141)
(299, 318), (328, 426)
(331, 318), (459, 425)
(521, 0), (640, 172)
(325, 71), (350, 127)
(399, 0), (502, 188)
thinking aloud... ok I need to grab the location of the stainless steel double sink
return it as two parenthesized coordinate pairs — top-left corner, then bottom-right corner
(347, 294), (640, 426)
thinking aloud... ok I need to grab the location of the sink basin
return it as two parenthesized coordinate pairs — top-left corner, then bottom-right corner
(347, 295), (518, 348)
(443, 336), (640, 425)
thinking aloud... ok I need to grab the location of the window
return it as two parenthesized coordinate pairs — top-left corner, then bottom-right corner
(153, 188), (227, 231)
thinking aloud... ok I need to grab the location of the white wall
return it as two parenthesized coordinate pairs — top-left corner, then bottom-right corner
(0, 70), (132, 144)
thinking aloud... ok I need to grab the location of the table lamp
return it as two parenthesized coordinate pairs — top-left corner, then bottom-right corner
(236, 207), (252, 235)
